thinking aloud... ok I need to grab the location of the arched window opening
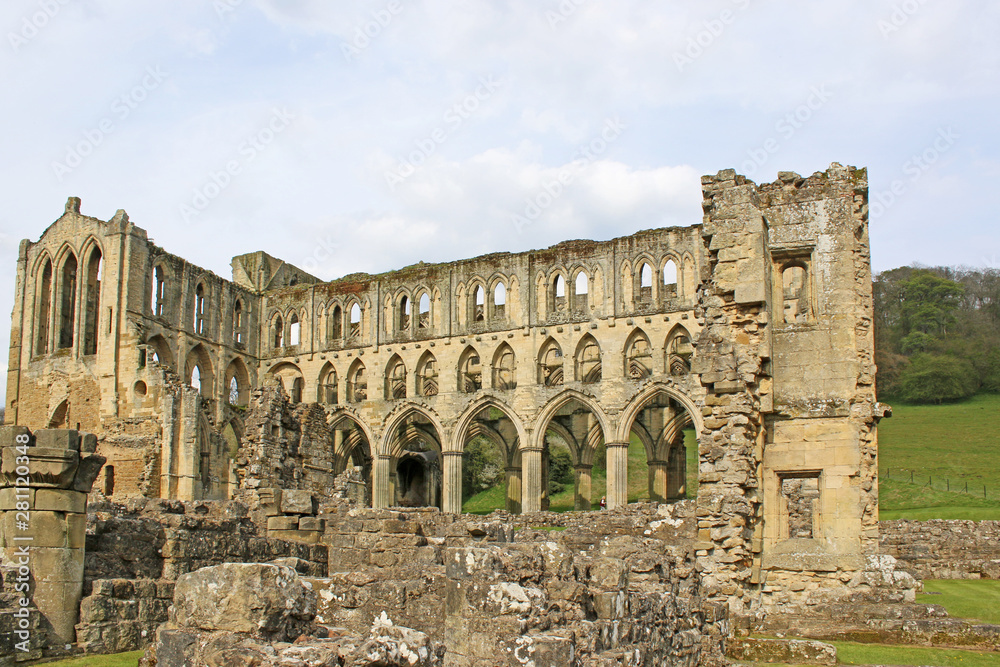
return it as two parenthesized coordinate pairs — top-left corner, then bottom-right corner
(668, 331), (693, 376)
(493, 283), (506, 320)
(273, 316), (283, 348)
(552, 275), (566, 313)
(573, 271), (589, 312)
(191, 365), (202, 392)
(58, 253), (77, 349)
(539, 339), (564, 386)
(417, 353), (439, 396)
(35, 259), (52, 355)
(228, 377), (239, 405)
(492, 345), (516, 390)
(782, 264), (811, 323)
(385, 356), (407, 399)
(576, 336), (601, 383)
(399, 295), (410, 332)
(639, 263), (653, 303)
(459, 348), (482, 393)
(233, 300), (244, 345)
(474, 285), (485, 322)
(83, 248), (102, 355)
(152, 265), (166, 317)
(626, 331), (653, 379)
(291, 376), (304, 403)
(663, 260), (678, 299)
(349, 303), (362, 339)
(288, 313), (300, 345)
(418, 293), (431, 329)
(319, 364), (338, 404)
(103, 465), (115, 496)
(330, 305), (344, 340)
(348, 361), (368, 402)
(193, 283), (206, 335)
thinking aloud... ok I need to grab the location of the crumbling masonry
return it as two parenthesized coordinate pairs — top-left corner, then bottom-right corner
(1, 164), (904, 663)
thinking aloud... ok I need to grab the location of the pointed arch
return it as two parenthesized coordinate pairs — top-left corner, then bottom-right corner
(662, 257), (678, 299)
(233, 298), (245, 346)
(538, 337), (564, 386)
(472, 282), (486, 323)
(572, 268), (589, 312)
(145, 334), (174, 368)
(491, 278), (507, 321)
(193, 281), (207, 335)
(416, 351), (439, 397)
(397, 291), (411, 333)
(378, 405), (446, 459)
(318, 361), (338, 404)
(529, 389), (613, 452)
(492, 343), (517, 391)
(551, 272), (567, 314)
(347, 358), (368, 403)
(665, 324), (694, 376)
(417, 291), (431, 329)
(224, 357), (250, 406)
(185, 343), (215, 397)
(348, 301), (362, 340)
(384, 354), (407, 400)
(151, 262), (168, 317)
(615, 382), (703, 443)
(57, 250), (78, 349)
(458, 345), (482, 393)
(82, 244), (102, 355)
(638, 260), (654, 303)
(574, 334), (602, 383)
(34, 255), (53, 355)
(271, 313), (284, 348)
(329, 303), (343, 341)
(682, 254), (697, 299)
(625, 328), (653, 379)
(288, 311), (301, 345)
(450, 395), (528, 455)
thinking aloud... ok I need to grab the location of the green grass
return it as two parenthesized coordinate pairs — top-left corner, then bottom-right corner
(918, 580), (1000, 624)
(827, 640), (1000, 667)
(878, 393), (1000, 520)
(42, 651), (143, 666)
(461, 429), (699, 514)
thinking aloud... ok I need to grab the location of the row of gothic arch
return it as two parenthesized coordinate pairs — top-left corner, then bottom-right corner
(263, 325), (694, 406)
(30, 241), (104, 357)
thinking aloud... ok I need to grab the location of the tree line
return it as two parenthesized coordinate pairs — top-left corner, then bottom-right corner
(874, 265), (1000, 403)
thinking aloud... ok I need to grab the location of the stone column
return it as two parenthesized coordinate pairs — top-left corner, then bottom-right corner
(0, 427), (105, 650)
(667, 444), (687, 500)
(605, 442), (629, 510)
(505, 467), (522, 513)
(372, 454), (393, 509)
(520, 448), (543, 513)
(441, 451), (463, 514)
(573, 464), (593, 510)
(648, 460), (668, 502)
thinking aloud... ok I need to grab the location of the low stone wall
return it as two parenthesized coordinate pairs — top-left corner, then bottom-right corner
(880, 520), (1000, 579)
(75, 579), (174, 654)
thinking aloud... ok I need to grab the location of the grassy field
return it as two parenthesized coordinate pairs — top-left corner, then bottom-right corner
(878, 393), (1000, 520)
(42, 651), (143, 666)
(463, 429), (698, 513)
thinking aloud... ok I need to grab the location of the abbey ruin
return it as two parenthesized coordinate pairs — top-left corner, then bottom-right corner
(5, 164), (962, 665)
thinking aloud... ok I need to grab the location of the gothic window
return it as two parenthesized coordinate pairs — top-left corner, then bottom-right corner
(228, 377), (239, 405)
(626, 330), (653, 379)
(349, 303), (362, 339)
(330, 305), (343, 340)
(459, 347), (482, 393)
(493, 282), (506, 320)
(319, 364), (338, 404)
(552, 275), (566, 313)
(348, 360), (367, 402)
(538, 338), (564, 386)
(385, 355), (407, 400)
(417, 352), (439, 396)
(639, 262), (653, 303)
(575, 335), (601, 383)
(289, 313), (300, 345)
(573, 271), (588, 312)
(474, 285), (485, 322)
(291, 376), (304, 403)
(233, 299), (244, 345)
(663, 259), (678, 299)
(58, 252), (77, 349)
(83, 247), (102, 355)
(194, 283), (206, 335)
(35, 259), (52, 355)
(273, 315), (283, 348)
(492, 344), (516, 390)
(399, 295), (411, 332)
(782, 263), (811, 324)
(418, 293), (431, 329)
(666, 326), (693, 376)
(190, 365), (202, 392)
(152, 265), (166, 317)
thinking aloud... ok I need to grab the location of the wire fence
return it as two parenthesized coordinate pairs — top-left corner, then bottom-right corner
(882, 467), (995, 501)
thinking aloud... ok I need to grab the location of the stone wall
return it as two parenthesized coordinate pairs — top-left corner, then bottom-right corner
(880, 520), (1000, 579)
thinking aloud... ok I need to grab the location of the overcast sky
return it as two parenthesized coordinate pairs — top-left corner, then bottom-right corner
(1, 0), (998, 401)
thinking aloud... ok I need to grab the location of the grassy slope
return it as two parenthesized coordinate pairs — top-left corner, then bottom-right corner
(43, 651), (144, 667)
(878, 393), (1000, 519)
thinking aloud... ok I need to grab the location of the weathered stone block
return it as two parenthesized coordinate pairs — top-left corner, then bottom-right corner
(280, 490), (316, 515)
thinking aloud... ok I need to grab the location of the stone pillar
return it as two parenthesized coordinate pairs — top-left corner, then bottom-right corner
(442, 451), (463, 514)
(505, 467), (522, 513)
(521, 448), (543, 513)
(605, 442), (629, 510)
(648, 460), (668, 502)
(573, 464), (593, 510)
(667, 443), (687, 500)
(372, 454), (393, 509)
(0, 427), (105, 650)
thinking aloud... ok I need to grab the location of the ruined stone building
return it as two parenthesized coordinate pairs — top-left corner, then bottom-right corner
(4, 163), (885, 630)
